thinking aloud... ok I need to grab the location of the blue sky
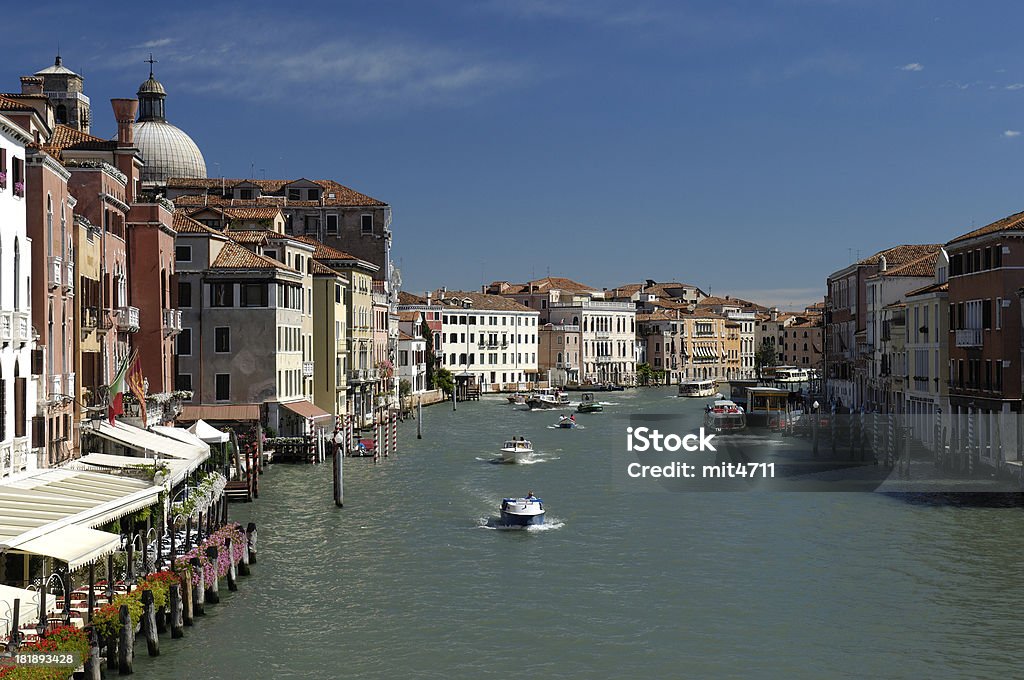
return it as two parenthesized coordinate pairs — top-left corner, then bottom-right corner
(5, 0), (1024, 309)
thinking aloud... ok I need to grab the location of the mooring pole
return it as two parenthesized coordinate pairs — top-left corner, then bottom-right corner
(417, 398), (423, 439)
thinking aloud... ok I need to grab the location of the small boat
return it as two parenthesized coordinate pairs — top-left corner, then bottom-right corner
(526, 388), (571, 410)
(499, 439), (533, 463)
(349, 438), (376, 457)
(678, 379), (717, 398)
(577, 392), (603, 413)
(507, 392), (529, 405)
(603, 383), (625, 392)
(500, 495), (545, 527)
(774, 366), (811, 383)
(557, 415), (578, 429)
(704, 399), (746, 433)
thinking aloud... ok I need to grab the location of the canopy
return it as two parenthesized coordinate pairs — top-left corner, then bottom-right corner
(0, 583), (39, 628)
(153, 424), (214, 450)
(71, 452), (199, 488)
(187, 419), (230, 444)
(87, 420), (207, 461)
(9, 525), (121, 570)
(279, 400), (333, 421)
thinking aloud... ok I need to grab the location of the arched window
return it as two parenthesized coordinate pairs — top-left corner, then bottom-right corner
(46, 195), (53, 258)
(557, 352), (563, 364)
(55, 104), (67, 124)
(13, 238), (20, 310)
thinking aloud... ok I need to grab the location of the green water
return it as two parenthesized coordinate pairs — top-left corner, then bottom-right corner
(135, 388), (1024, 679)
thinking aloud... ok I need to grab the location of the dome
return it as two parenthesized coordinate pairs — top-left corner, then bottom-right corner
(132, 120), (207, 183)
(137, 76), (166, 95)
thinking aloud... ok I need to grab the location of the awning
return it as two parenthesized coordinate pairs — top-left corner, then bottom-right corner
(279, 400), (333, 420)
(9, 525), (121, 570)
(179, 403), (261, 422)
(694, 346), (718, 359)
(187, 419), (230, 444)
(86, 421), (207, 461)
(0, 469), (161, 547)
(0, 584), (39, 627)
(70, 452), (199, 488)
(152, 425), (213, 451)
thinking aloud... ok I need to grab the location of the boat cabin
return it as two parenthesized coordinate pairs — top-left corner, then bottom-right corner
(744, 387), (790, 426)
(679, 379), (717, 397)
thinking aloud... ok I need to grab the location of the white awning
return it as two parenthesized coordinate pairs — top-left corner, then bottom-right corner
(0, 584), (39, 627)
(86, 420), (207, 461)
(187, 419), (230, 444)
(153, 425), (212, 451)
(0, 469), (161, 547)
(9, 525), (122, 570)
(70, 452), (200, 488)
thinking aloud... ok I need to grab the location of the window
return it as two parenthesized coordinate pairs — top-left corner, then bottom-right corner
(361, 214), (373, 233)
(211, 283), (234, 307)
(215, 327), (231, 353)
(175, 245), (192, 263)
(307, 189), (320, 201)
(239, 188), (253, 200)
(241, 283), (268, 307)
(175, 374), (193, 391)
(215, 374), (230, 401)
(178, 281), (192, 308)
(326, 214), (338, 234)
(177, 328), (192, 356)
(288, 188), (301, 200)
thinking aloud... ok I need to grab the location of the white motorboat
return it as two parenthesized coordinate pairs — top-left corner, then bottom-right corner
(499, 439), (534, 463)
(704, 399), (746, 433)
(774, 366), (811, 382)
(678, 379), (717, 397)
(526, 388), (571, 410)
(500, 495), (545, 526)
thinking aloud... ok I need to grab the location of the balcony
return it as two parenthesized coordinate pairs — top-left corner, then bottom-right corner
(14, 311), (31, 344)
(162, 308), (182, 336)
(48, 256), (62, 290)
(0, 311), (10, 344)
(116, 306), (140, 332)
(50, 373), (62, 398)
(66, 372), (75, 398)
(955, 328), (982, 348)
(64, 259), (74, 292)
(81, 306), (98, 330)
(303, 361), (315, 378)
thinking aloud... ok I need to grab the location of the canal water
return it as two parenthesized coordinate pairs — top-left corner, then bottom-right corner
(135, 388), (1024, 679)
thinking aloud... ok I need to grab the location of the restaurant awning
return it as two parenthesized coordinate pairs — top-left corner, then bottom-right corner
(0, 584), (40, 627)
(279, 400), (333, 421)
(70, 452), (198, 488)
(86, 421), (207, 461)
(179, 403), (261, 422)
(9, 525), (122, 570)
(187, 419), (230, 444)
(152, 425), (213, 451)
(0, 469), (161, 547)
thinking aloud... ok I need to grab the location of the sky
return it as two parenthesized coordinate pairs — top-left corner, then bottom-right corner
(5, 0), (1024, 310)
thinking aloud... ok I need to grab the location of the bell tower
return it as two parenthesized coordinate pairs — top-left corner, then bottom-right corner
(35, 54), (91, 133)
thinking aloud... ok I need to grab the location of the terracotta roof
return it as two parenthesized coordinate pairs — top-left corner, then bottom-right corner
(0, 95), (35, 112)
(856, 244), (943, 267)
(172, 211), (223, 236)
(695, 295), (767, 311)
(398, 311), (421, 322)
(948, 210), (1024, 244)
(398, 291), (427, 305)
(870, 251), (939, 278)
(165, 177), (387, 206)
(223, 230), (270, 245)
(309, 259), (338, 276)
(284, 235), (356, 260)
(44, 124), (116, 155)
(434, 290), (535, 313)
(178, 404), (260, 422)
(211, 206), (283, 221)
(398, 331), (414, 341)
(210, 241), (297, 272)
(492, 276), (597, 294)
(905, 281), (949, 297)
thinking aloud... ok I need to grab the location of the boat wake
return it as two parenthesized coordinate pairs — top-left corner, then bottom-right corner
(477, 517), (565, 531)
(475, 454), (559, 464)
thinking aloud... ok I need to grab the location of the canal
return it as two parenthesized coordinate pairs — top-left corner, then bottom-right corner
(135, 388), (1024, 679)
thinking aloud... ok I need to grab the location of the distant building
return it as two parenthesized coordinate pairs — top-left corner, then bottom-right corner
(538, 322), (582, 386)
(903, 252), (950, 451)
(131, 67), (206, 187)
(397, 311), (428, 395)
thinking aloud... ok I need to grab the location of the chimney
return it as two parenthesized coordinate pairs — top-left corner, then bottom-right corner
(426, 291), (432, 306)
(111, 99), (138, 145)
(20, 76), (43, 96)
(879, 255), (888, 272)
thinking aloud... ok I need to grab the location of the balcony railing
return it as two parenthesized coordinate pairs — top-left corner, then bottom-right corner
(64, 259), (74, 292)
(0, 311), (11, 344)
(955, 328), (982, 348)
(162, 308), (182, 335)
(66, 372), (75, 398)
(117, 306), (140, 332)
(48, 256), (63, 290)
(50, 373), (62, 398)
(14, 311), (31, 344)
(303, 361), (315, 378)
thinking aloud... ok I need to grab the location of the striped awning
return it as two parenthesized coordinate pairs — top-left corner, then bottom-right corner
(693, 345), (718, 359)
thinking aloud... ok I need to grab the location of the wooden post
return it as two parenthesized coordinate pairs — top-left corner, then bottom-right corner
(226, 537), (238, 592)
(222, 494), (229, 525)
(452, 387), (457, 411)
(182, 571), (194, 627)
(392, 414), (397, 455)
(155, 514), (164, 570)
(86, 627), (102, 680)
(333, 433), (344, 508)
(169, 524), (177, 570)
(107, 633), (118, 673)
(106, 553), (115, 600)
(195, 512), (203, 544)
(239, 523), (252, 575)
(252, 445), (260, 499)
(417, 398), (423, 439)
(169, 583), (184, 639)
(117, 603), (134, 674)
(141, 589), (159, 657)
(190, 557), (205, 617)
(246, 523), (258, 564)
(205, 546), (220, 604)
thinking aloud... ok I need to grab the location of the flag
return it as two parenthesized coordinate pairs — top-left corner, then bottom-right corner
(107, 352), (132, 425)
(127, 351), (147, 426)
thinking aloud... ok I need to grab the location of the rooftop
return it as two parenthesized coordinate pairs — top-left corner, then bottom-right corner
(434, 290), (535, 313)
(947, 209), (1024, 245)
(210, 241), (298, 273)
(166, 177), (387, 207)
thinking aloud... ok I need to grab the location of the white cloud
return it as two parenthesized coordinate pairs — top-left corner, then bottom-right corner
(131, 38), (173, 49)
(1003, 130), (1020, 138)
(1006, 83), (1024, 90)
(900, 62), (924, 72)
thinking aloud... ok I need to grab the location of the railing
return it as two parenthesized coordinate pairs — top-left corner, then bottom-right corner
(48, 256), (63, 290)
(64, 259), (74, 292)
(81, 307), (98, 329)
(0, 442), (11, 475)
(955, 328), (982, 348)
(66, 372), (75, 398)
(162, 308), (182, 335)
(12, 437), (29, 472)
(0, 311), (11, 343)
(303, 361), (315, 377)
(14, 311), (31, 344)
(50, 373), (62, 398)
(117, 306), (140, 332)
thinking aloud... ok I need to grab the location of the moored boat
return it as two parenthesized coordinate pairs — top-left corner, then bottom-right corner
(678, 379), (717, 398)
(499, 438), (533, 463)
(704, 399), (746, 433)
(526, 388), (571, 410)
(577, 392), (603, 413)
(500, 494), (545, 526)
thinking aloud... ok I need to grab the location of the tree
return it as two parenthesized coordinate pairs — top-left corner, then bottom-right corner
(399, 379), (412, 399)
(421, 318), (435, 389)
(433, 367), (454, 395)
(636, 363), (657, 386)
(754, 341), (778, 380)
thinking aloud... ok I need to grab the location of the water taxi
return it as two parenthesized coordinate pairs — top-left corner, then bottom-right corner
(526, 388), (571, 410)
(678, 379), (717, 398)
(499, 438), (533, 463)
(704, 400), (746, 433)
(577, 392), (603, 413)
(774, 366), (811, 382)
(500, 495), (545, 527)
(557, 414), (578, 429)
(506, 392), (529, 405)
(744, 387), (790, 427)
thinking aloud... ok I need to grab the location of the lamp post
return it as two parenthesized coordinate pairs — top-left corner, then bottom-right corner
(812, 399), (820, 458)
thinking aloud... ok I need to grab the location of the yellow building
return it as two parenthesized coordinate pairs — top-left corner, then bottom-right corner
(311, 259), (349, 420)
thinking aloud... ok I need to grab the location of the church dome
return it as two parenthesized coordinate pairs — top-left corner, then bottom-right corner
(132, 120), (207, 183)
(130, 67), (206, 184)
